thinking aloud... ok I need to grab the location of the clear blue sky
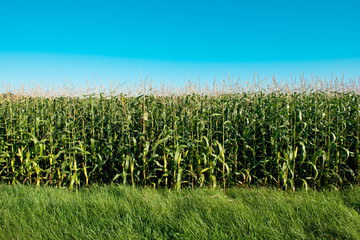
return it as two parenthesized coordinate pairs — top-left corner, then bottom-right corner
(1, 0), (360, 93)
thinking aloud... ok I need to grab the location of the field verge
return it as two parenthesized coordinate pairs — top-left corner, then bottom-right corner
(0, 185), (360, 239)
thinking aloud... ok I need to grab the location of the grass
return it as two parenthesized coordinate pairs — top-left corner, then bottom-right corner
(0, 184), (360, 239)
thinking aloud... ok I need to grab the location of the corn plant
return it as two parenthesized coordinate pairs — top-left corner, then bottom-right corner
(0, 83), (359, 190)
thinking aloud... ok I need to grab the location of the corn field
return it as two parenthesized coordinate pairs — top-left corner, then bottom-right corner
(1, 84), (360, 190)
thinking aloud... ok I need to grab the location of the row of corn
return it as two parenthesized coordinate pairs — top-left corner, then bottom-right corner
(0, 91), (359, 190)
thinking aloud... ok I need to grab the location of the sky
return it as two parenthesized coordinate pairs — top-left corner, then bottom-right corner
(1, 0), (360, 94)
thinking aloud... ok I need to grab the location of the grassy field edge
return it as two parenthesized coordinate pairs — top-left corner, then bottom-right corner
(1, 185), (360, 239)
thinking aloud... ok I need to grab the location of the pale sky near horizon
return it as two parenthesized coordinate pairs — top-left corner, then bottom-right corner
(1, 1), (359, 93)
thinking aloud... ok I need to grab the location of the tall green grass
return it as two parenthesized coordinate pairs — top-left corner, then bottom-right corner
(1, 185), (360, 240)
(1, 79), (360, 190)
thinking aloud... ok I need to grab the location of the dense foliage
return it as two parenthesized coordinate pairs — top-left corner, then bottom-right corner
(1, 91), (359, 190)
